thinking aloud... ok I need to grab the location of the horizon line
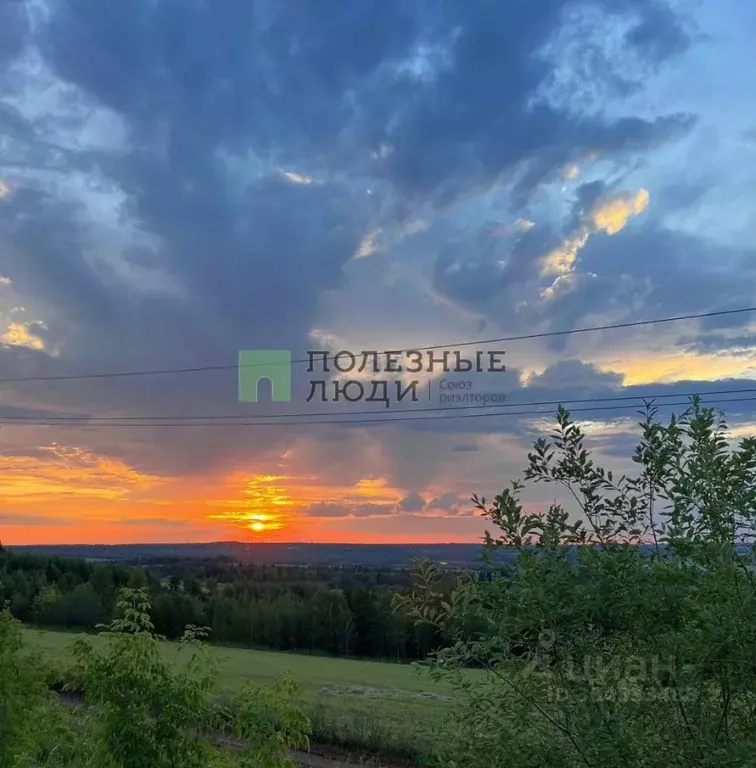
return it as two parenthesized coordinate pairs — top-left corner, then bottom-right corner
(5, 539), (488, 548)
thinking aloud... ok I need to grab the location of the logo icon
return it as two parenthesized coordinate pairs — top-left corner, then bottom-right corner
(238, 350), (292, 403)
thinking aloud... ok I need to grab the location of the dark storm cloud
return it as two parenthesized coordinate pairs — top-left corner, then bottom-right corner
(44, 0), (422, 153)
(678, 333), (756, 355)
(574, 181), (608, 213)
(524, 360), (624, 391)
(305, 502), (395, 519)
(563, 180), (609, 233)
(576, 225), (756, 328)
(520, 373), (756, 430)
(431, 224), (562, 323)
(427, 492), (472, 515)
(387, 357), (756, 445)
(42, 0), (696, 207)
(519, 368), (756, 410)
(11, 0), (696, 338)
(370, 1), (693, 207)
(397, 492), (427, 512)
(430, 204), (756, 352)
(0, 188), (121, 329)
(0, 0), (701, 475)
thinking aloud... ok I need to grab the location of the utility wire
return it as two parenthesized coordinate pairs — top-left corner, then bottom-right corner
(2, 385), (756, 422)
(1, 305), (754, 383)
(2, 394), (756, 428)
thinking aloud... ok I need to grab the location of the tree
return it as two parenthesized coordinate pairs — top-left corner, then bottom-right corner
(56, 584), (107, 629)
(31, 584), (63, 625)
(402, 399), (756, 768)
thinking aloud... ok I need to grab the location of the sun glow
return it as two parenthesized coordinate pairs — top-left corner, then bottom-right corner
(242, 512), (278, 533)
(209, 476), (292, 533)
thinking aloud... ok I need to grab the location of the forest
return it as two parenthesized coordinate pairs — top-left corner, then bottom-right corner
(0, 549), (460, 661)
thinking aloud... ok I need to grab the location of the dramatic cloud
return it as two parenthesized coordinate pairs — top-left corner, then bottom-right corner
(0, 0), (754, 544)
(0, 320), (45, 350)
(398, 493), (427, 512)
(305, 503), (396, 519)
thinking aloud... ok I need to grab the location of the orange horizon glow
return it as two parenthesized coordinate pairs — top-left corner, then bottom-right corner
(0, 441), (488, 545)
(0, 519), (485, 546)
(0, 533), (484, 546)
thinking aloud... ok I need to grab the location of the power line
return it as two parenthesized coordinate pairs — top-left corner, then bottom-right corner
(3, 385), (756, 422)
(1, 305), (754, 383)
(2, 394), (756, 428)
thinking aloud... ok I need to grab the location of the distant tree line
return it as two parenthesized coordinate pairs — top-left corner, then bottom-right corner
(0, 547), (470, 661)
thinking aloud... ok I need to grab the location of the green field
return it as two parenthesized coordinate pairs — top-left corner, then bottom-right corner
(24, 627), (468, 760)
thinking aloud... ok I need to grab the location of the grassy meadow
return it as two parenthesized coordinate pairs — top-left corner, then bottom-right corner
(24, 627), (470, 760)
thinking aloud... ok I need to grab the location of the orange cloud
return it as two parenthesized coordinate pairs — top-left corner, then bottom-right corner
(541, 232), (590, 277)
(352, 218), (428, 260)
(1, 438), (480, 545)
(1, 321), (46, 350)
(590, 188), (650, 235)
(0, 445), (164, 503)
(540, 188), (649, 288)
(206, 472), (405, 534)
(595, 350), (756, 386)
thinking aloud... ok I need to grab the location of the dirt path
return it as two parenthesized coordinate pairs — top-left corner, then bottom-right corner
(57, 692), (417, 768)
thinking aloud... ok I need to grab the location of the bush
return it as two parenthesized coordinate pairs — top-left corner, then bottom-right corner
(0, 587), (310, 768)
(0, 604), (73, 767)
(68, 587), (310, 768)
(403, 399), (756, 768)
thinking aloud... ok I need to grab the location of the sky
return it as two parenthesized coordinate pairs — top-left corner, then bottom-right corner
(1, 0), (756, 545)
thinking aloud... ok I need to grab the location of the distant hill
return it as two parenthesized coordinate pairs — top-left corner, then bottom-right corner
(6, 542), (517, 567)
(9, 541), (750, 567)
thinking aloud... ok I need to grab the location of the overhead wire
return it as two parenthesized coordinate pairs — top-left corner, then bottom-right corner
(0, 305), (754, 382)
(2, 385), (756, 423)
(2, 394), (756, 428)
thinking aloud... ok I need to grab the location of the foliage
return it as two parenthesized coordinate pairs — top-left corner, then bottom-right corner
(231, 678), (310, 768)
(402, 398), (756, 768)
(0, 603), (61, 767)
(0, 547), (447, 662)
(26, 626), (451, 765)
(66, 588), (219, 768)
(66, 587), (310, 768)
(0, 580), (310, 767)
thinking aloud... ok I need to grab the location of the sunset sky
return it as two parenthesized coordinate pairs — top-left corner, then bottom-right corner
(1, 0), (756, 545)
